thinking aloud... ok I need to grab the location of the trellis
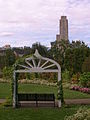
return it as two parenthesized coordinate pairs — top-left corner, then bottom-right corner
(13, 50), (62, 108)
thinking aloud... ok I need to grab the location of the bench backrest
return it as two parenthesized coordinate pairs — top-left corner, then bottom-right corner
(18, 93), (55, 101)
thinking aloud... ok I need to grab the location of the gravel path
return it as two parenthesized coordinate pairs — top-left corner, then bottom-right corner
(0, 99), (6, 104)
(65, 99), (90, 105)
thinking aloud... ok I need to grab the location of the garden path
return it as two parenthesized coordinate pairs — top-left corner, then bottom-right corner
(0, 99), (90, 106)
(65, 99), (90, 105)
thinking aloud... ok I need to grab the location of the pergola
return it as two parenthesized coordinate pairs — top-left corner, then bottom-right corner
(13, 50), (61, 108)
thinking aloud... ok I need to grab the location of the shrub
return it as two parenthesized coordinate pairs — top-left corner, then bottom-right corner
(64, 107), (90, 120)
(79, 72), (90, 87)
(3, 67), (13, 80)
(82, 56), (90, 72)
(71, 73), (80, 84)
(62, 69), (70, 82)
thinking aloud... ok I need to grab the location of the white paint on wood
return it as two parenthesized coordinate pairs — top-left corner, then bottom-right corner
(13, 49), (62, 108)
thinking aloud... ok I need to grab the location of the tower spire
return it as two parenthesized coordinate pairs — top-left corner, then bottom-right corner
(56, 16), (68, 41)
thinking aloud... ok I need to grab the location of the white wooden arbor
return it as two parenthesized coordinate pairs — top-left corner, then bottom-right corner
(13, 50), (61, 108)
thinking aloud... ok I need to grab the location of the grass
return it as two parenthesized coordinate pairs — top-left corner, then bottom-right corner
(0, 83), (11, 98)
(0, 83), (90, 120)
(0, 105), (84, 120)
(0, 83), (90, 99)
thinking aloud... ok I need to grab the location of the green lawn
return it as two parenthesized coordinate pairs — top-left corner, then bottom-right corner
(0, 83), (90, 120)
(0, 83), (90, 99)
(0, 105), (82, 120)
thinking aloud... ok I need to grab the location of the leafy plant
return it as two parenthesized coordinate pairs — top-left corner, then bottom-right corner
(3, 67), (13, 80)
(64, 107), (90, 120)
(79, 72), (90, 87)
(71, 73), (80, 84)
(82, 56), (90, 72)
(57, 81), (64, 103)
(62, 69), (70, 82)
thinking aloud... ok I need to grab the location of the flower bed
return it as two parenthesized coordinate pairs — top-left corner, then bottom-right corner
(70, 86), (90, 94)
(18, 79), (57, 86)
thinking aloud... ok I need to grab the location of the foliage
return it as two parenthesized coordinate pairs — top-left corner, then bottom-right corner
(0, 56), (6, 70)
(82, 56), (90, 72)
(15, 56), (25, 65)
(50, 40), (70, 70)
(39, 73), (57, 83)
(25, 73), (31, 80)
(79, 72), (90, 87)
(57, 81), (64, 103)
(0, 49), (15, 73)
(32, 42), (48, 57)
(64, 107), (90, 120)
(26, 73), (35, 80)
(5, 49), (16, 67)
(62, 69), (70, 82)
(23, 46), (31, 55)
(65, 40), (90, 75)
(71, 73), (80, 84)
(3, 67), (13, 80)
(71, 40), (87, 48)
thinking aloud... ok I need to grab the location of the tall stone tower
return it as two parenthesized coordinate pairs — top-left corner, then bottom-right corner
(56, 16), (68, 41)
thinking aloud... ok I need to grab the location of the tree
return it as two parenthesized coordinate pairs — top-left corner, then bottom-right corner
(50, 39), (70, 70)
(24, 46), (31, 56)
(31, 42), (48, 57)
(79, 72), (90, 87)
(71, 40), (87, 48)
(82, 56), (90, 72)
(5, 49), (16, 67)
(3, 66), (13, 80)
(65, 40), (90, 74)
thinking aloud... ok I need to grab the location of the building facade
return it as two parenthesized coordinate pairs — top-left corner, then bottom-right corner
(56, 16), (68, 41)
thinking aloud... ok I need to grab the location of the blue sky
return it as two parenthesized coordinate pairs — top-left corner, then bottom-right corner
(0, 0), (90, 47)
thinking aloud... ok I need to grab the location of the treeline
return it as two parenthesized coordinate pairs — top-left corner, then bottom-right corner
(0, 43), (48, 76)
(50, 40), (90, 74)
(0, 40), (90, 86)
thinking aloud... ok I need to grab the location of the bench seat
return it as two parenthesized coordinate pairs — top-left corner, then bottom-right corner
(18, 93), (55, 107)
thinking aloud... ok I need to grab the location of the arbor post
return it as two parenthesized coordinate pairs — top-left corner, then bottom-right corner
(58, 70), (61, 108)
(13, 71), (17, 108)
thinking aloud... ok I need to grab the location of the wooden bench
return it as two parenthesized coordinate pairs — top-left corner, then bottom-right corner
(18, 93), (55, 107)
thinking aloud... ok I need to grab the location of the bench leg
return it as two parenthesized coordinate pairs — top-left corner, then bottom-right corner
(54, 101), (55, 107)
(36, 100), (38, 107)
(18, 101), (21, 107)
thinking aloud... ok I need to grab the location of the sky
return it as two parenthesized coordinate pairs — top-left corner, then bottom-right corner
(0, 0), (90, 47)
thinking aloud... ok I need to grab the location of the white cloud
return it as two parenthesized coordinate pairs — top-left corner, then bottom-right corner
(0, 0), (90, 47)
(0, 32), (14, 37)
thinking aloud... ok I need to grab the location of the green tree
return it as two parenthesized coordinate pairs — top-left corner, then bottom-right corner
(5, 49), (16, 67)
(79, 72), (90, 87)
(82, 56), (90, 72)
(3, 66), (13, 80)
(50, 39), (70, 70)
(31, 42), (48, 57)
(65, 41), (90, 74)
